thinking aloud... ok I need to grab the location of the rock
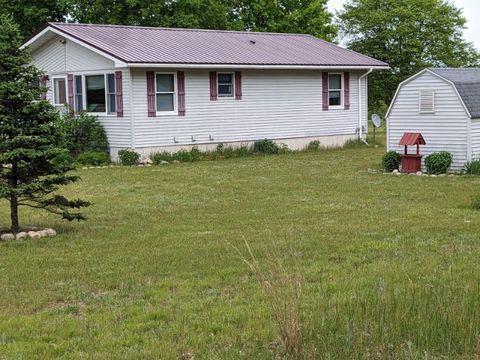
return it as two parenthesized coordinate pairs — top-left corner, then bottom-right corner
(139, 158), (153, 165)
(37, 230), (48, 238)
(449, 174), (456, 177)
(416, 171), (423, 176)
(1, 233), (15, 241)
(45, 228), (57, 237)
(438, 174), (447, 177)
(392, 169), (399, 174)
(172, 160), (180, 164)
(430, 174), (437, 177)
(15, 232), (28, 240)
(395, 171), (402, 176)
(160, 160), (169, 165)
(409, 173), (415, 176)
(28, 231), (41, 239)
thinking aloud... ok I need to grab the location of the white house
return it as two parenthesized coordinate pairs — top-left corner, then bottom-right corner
(387, 68), (480, 171)
(23, 23), (388, 159)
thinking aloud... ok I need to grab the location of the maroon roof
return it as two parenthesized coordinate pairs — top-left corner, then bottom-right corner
(399, 133), (426, 146)
(43, 23), (388, 67)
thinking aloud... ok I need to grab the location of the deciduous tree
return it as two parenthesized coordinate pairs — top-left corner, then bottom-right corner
(338, 0), (479, 115)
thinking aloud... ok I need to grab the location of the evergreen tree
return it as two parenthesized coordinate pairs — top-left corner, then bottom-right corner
(0, 15), (89, 233)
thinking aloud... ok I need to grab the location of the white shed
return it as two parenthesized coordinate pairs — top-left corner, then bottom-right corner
(386, 68), (480, 171)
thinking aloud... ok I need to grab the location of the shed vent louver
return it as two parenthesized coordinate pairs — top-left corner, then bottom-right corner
(419, 90), (435, 113)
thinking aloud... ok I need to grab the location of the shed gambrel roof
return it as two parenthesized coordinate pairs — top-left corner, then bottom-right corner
(386, 68), (480, 119)
(24, 22), (389, 69)
(429, 68), (480, 119)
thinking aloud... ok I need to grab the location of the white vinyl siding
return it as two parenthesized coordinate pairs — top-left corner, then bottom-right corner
(387, 71), (469, 171)
(131, 69), (366, 148)
(471, 119), (480, 160)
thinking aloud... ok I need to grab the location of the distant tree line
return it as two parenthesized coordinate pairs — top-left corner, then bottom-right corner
(1, 0), (478, 115)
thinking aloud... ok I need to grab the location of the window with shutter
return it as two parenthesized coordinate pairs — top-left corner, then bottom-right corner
(419, 90), (435, 113)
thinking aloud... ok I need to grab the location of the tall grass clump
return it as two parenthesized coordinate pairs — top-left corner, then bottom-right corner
(425, 151), (453, 174)
(306, 281), (480, 358)
(463, 160), (480, 175)
(237, 235), (303, 357)
(253, 139), (280, 154)
(471, 194), (480, 210)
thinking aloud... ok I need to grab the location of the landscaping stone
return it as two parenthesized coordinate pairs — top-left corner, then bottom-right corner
(15, 232), (28, 240)
(430, 174), (437, 177)
(160, 160), (169, 165)
(395, 171), (402, 176)
(416, 171), (423, 176)
(28, 231), (41, 239)
(392, 169), (399, 174)
(45, 228), (57, 237)
(1, 233), (15, 241)
(172, 160), (180, 164)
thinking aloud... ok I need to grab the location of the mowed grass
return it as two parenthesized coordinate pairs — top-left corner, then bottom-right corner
(1, 145), (480, 359)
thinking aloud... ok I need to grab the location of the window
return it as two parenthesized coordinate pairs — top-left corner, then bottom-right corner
(155, 73), (176, 112)
(74, 75), (83, 112)
(218, 73), (234, 97)
(107, 73), (116, 114)
(328, 74), (343, 107)
(53, 77), (67, 105)
(85, 75), (106, 112)
(419, 90), (435, 113)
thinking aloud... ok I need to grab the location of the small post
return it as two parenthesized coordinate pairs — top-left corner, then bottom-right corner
(404, 145), (408, 155)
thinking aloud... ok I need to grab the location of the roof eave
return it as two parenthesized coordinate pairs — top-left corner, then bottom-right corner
(126, 63), (390, 70)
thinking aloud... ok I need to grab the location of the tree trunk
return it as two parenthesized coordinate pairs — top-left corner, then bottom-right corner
(10, 195), (19, 234)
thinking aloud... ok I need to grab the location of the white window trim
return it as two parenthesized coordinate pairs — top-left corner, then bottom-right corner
(155, 72), (178, 115)
(418, 90), (435, 114)
(82, 73), (117, 117)
(328, 72), (344, 110)
(217, 72), (235, 99)
(51, 75), (67, 106)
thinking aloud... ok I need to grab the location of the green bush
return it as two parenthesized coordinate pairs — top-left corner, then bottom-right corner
(306, 140), (321, 151)
(425, 151), (453, 174)
(58, 111), (109, 157)
(253, 139), (279, 154)
(463, 160), (480, 175)
(77, 151), (111, 166)
(382, 151), (401, 172)
(118, 149), (140, 166)
(472, 194), (480, 210)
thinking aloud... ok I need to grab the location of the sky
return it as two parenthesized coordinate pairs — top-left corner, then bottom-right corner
(327, 0), (480, 50)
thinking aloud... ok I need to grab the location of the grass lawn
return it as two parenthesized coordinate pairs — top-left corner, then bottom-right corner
(1, 144), (480, 359)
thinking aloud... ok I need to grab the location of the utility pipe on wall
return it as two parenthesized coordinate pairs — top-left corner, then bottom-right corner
(358, 68), (373, 141)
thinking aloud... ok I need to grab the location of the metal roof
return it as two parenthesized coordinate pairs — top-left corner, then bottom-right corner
(31, 22), (388, 68)
(429, 68), (480, 119)
(399, 132), (426, 146)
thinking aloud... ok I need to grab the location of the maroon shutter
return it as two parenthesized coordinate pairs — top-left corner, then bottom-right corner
(235, 71), (242, 100)
(344, 72), (350, 110)
(147, 71), (156, 117)
(67, 74), (74, 112)
(209, 71), (217, 101)
(39, 75), (48, 100)
(322, 72), (329, 111)
(115, 71), (124, 117)
(177, 71), (186, 116)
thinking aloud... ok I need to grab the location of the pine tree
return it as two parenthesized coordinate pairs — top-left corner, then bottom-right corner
(0, 15), (89, 234)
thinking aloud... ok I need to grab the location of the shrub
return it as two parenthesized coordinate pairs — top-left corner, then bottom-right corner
(254, 139), (279, 154)
(306, 140), (321, 151)
(77, 151), (111, 166)
(118, 149), (140, 166)
(425, 151), (453, 174)
(382, 151), (401, 172)
(463, 160), (480, 175)
(471, 194), (480, 210)
(58, 111), (109, 157)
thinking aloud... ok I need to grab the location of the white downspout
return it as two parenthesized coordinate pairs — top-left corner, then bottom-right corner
(358, 68), (373, 142)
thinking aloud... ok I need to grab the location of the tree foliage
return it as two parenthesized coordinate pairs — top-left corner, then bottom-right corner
(0, 0), (69, 38)
(338, 0), (480, 115)
(0, 15), (89, 233)
(234, 0), (336, 41)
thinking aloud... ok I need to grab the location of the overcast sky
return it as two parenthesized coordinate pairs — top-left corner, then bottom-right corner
(327, 0), (480, 50)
